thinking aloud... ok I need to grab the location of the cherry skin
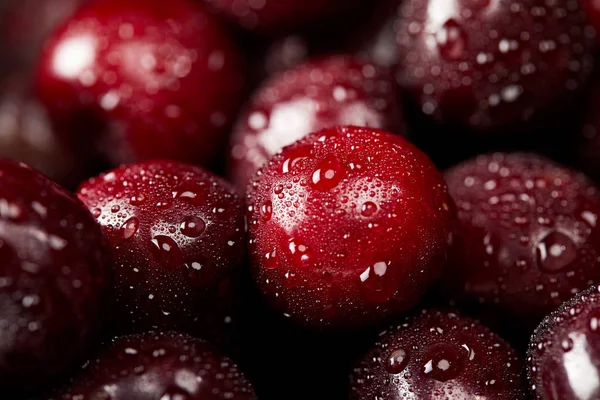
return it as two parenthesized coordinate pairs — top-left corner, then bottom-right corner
(396, 0), (595, 131)
(51, 331), (257, 400)
(35, 0), (245, 167)
(350, 309), (527, 399)
(77, 160), (246, 340)
(445, 153), (600, 327)
(229, 56), (403, 193)
(527, 284), (600, 400)
(0, 159), (111, 392)
(246, 126), (455, 330)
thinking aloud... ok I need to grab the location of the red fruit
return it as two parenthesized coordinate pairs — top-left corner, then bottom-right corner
(203, 0), (361, 34)
(229, 56), (403, 193)
(77, 160), (246, 339)
(0, 73), (83, 188)
(36, 0), (245, 167)
(246, 126), (455, 330)
(350, 309), (527, 399)
(527, 284), (600, 400)
(0, 159), (111, 392)
(396, 0), (595, 130)
(51, 331), (257, 400)
(445, 153), (600, 325)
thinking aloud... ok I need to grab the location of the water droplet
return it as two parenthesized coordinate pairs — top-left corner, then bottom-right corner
(122, 217), (139, 239)
(561, 337), (574, 352)
(361, 201), (378, 217)
(177, 188), (202, 205)
(589, 310), (600, 332)
(436, 19), (467, 61)
(180, 216), (206, 238)
(288, 238), (313, 266)
(130, 194), (146, 205)
(282, 148), (311, 174)
(92, 208), (101, 218)
(110, 205), (120, 213)
(311, 155), (346, 191)
(359, 261), (394, 304)
(422, 343), (464, 382)
(386, 349), (410, 374)
(160, 388), (192, 400)
(264, 249), (278, 269)
(261, 201), (273, 221)
(150, 235), (183, 267)
(537, 231), (578, 272)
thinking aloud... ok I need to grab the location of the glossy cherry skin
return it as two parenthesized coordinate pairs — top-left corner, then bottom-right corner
(0, 159), (111, 392)
(445, 153), (600, 327)
(202, 0), (361, 34)
(229, 56), (403, 193)
(77, 160), (246, 340)
(51, 331), (257, 400)
(396, 0), (595, 131)
(246, 126), (455, 330)
(350, 309), (527, 399)
(0, 73), (84, 188)
(528, 284), (600, 400)
(36, 0), (245, 167)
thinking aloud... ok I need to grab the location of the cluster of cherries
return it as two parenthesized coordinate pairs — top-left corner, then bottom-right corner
(3, 0), (600, 399)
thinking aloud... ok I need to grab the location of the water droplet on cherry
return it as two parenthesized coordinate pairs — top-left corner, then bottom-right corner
(180, 216), (206, 238)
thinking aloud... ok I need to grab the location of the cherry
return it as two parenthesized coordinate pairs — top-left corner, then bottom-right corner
(229, 56), (403, 193)
(0, 158), (111, 392)
(527, 284), (600, 400)
(350, 309), (526, 399)
(0, 72), (84, 188)
(77, 160), (246, 340)
(202, 0), (362, 35)
(396, 0), (595, 131)
(246, 126), (455, 330)
(35, 0), (245, 167)
(445, 153), (600, 327)
(51, 331), (256, 400)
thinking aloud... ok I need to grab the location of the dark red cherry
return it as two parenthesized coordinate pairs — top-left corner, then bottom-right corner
(0, 159), (111, 392)
(77, 160), (246, 340)
(350, 309), (527, 399)
(396, 0), (595, 131)
(246, 126), (455, 330)
(202, 0), (362, 34)
(229, 56), (403, 193)
(35, 0), (245, 167)
(528, 284), (600, 400)
(51, 331), (257, 400)
(445, 153), (600, 327)
(0, 72), (84, 188)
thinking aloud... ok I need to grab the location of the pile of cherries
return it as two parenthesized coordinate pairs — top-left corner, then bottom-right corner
(3, 0), (600, 399)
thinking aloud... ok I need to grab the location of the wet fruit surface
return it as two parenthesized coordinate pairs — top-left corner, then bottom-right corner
(246, 126), (455, 329)
(396, 0), (595, 130)
(229, 56), (403, 193)
(445, 153), (600, 326)
(36, 0), (245, 167)
(528, 284), (600, 400)
(0, 159), (111, 392)
(77, 160), (246, 339)
(350, 309), (526, 399)
(51, 331), (257, 400)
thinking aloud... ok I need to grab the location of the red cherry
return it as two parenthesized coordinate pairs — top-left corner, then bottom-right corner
(350, 309), (527, 399)
(35, 0), (245, 167)
(77, 160), (246, 340)
(229, 56), (404, 193)
(246, 126), (455, 330)
(527, 284), (600, 400)
(396, 0), (595, 131)
(0, 159), (111, 392)
(445, 153), (600, 327)
(51, 331), (256, 400)
(203, 0), (362, 34)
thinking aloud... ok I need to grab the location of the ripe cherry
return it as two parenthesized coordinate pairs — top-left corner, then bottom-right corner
(445, 153), (600, 328)
(246, 126), (455, 330)
(528, 284), (600, 400)
(350, 309), (527, 399)
(396, 0), (595, 131)
(0, 159), (111, 393)
(77, 160), (246, 340)
(51, 331), (256, 400)
(229, 56), (403, 193)
(35, 0), (245, 167)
